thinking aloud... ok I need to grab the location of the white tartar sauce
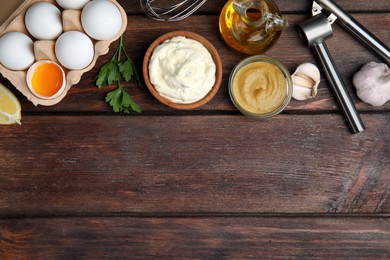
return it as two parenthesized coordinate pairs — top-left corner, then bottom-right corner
(149, 36), (216, 104)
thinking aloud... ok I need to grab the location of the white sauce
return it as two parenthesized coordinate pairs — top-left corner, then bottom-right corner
(149, 36), (216, 104)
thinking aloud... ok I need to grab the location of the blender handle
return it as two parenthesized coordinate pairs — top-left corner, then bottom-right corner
(312, 41), (365, 133)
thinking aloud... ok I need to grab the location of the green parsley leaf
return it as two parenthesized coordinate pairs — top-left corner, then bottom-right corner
(118, 59), (133, 83)
(122, 89), (141, 113)
(105, 85), (142, 113)
(105, 87), (123, 113)
(95, 35), (142, 113)
(95, 61), (112, 88)
(107, 60), (121, 85)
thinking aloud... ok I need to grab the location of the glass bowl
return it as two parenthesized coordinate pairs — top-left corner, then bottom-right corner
(229, 55), (292, 119)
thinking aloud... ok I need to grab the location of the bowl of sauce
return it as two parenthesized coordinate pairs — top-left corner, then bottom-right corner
(229, 55), (292, 118)
(143, 31), (222, 109)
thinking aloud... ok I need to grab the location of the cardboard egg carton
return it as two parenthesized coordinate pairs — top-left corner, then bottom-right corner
(0, 0), (127, 106)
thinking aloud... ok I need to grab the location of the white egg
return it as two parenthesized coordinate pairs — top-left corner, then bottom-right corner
(0, 32), (35, 71)
(25, 2), (63, 40)
(56, 0), (90, 10)
(55, 31), (94, 70)
(81, 0), (122, 40)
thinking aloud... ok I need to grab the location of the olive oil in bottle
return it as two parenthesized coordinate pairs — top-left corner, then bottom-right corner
(219, 0), (288, 55)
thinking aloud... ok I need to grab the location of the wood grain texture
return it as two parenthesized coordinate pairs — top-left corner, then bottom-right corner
(1, 217), (390, 259)
(0, 1), (389, 257)
(0, 114), (388, 215)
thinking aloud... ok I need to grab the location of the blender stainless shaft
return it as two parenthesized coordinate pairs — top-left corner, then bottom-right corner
(315, 0), (390, 64)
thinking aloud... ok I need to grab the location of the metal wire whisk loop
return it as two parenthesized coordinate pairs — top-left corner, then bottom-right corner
(140, 0), (207, 21)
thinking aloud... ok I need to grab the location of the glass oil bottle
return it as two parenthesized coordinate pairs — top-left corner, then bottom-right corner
(219, 0), (288, 55)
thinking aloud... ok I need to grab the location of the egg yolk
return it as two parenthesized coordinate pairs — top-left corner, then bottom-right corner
(31, 63), (64, 97)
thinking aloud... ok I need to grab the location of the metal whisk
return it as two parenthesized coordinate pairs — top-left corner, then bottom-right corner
(140, 0), (207, 21)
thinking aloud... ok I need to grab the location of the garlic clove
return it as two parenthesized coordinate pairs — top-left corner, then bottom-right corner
(353, 62), (390, 106)
(291, 85), (313, 101)
(294, 63), (320, 83)
(291, 63), (320, 101)
(292, 74), (314, 88)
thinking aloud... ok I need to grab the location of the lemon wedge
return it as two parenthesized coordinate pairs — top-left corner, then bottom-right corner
(0, 83), (21, 125)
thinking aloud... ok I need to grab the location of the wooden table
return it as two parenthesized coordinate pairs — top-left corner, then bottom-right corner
(1, 0), (389, 258)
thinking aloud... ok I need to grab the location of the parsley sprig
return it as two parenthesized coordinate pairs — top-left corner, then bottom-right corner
(96, 35), (141, 113)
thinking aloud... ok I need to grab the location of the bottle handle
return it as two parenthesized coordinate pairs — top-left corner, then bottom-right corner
(233, 0), (288, 32)
(263, 12), (289, 32)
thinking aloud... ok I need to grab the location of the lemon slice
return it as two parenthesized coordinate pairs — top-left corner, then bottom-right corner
(0, 83), (21, 125)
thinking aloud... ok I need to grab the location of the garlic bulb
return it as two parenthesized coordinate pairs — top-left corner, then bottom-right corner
(353, 62), (390, 106)
(291, 63), (321, 101)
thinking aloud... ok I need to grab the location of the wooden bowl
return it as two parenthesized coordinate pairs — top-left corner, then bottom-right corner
(143, 30), (222, 110)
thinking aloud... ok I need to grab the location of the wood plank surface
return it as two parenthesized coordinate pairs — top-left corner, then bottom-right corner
(1, 0), (389, 258)
(1, 114), (388, 215)
(1, 217), (389, 259)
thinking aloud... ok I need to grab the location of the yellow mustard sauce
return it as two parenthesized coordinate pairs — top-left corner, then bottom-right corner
(232, 61), (287, 114)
